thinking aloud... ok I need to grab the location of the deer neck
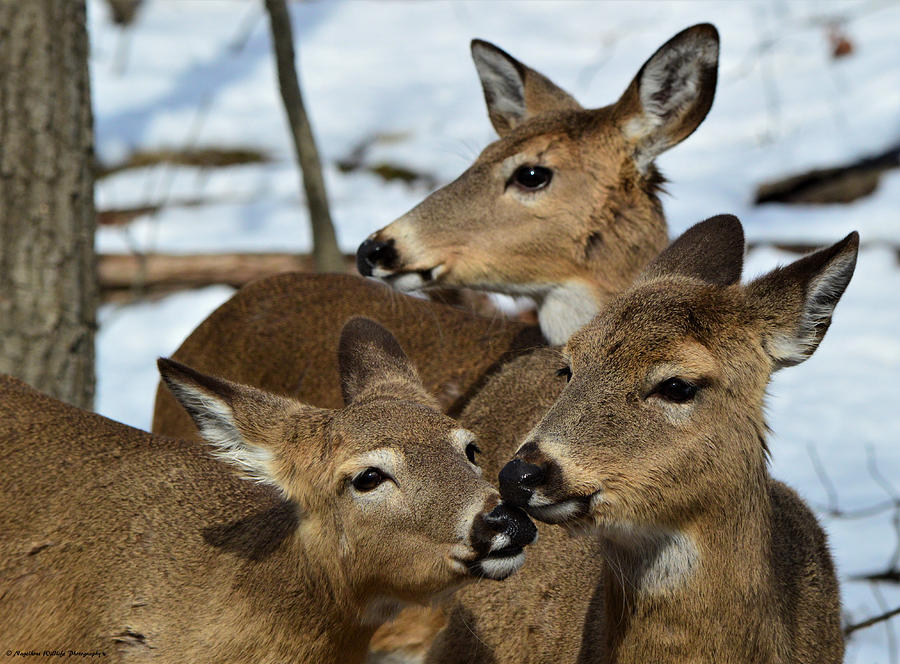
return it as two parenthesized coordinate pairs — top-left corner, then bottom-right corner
(598, 469), (776, 663)
(286, 601), (374, 664)
(231, 523), (381, 664)
(536, 186), (669, 346)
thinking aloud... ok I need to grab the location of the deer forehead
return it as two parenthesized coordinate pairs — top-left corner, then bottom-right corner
(566, 282), (746, 373)
(332, 402), (465, 455)
(336, 447), (402, 480)
(476, 109), (614, 168)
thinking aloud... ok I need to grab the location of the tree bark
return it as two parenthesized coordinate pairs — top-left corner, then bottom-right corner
(264, 0), (344, 273)
(0, 0), (97, 409)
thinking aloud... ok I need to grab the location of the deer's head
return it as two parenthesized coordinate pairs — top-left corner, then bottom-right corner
(499, 216), (857, 546)
(358, 25), (719, 344)
(159, 318), (537, 614)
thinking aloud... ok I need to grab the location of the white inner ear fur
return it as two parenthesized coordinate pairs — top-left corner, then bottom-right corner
(171, 382), (279, 490)
(473, 46), (526, 124)
(624, 37), (717, 172)
(766, 250), (856, 367)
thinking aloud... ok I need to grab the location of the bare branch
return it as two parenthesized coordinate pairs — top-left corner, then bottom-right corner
(264, 0), (344, 273)
(807, 444), (898, 519)
(808, 444), (840, 513)
(844, 604), (900, 637)
(866, 445), (900, 500)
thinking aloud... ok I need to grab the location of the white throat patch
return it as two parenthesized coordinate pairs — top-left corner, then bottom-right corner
(600, 525), (700, 597)
(538, 282), (601, 345)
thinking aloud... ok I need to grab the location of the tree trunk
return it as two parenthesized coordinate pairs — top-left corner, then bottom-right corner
(264, 0), (344, 273)
(0, 0), (97, 409)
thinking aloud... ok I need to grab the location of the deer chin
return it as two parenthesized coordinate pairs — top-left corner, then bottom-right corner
(464, 543), (527, 581)
(452, 529), (534, 581)
(525, 490), (602, 528)
(372, 265), (444, 292)
(471, 547), (526, 581)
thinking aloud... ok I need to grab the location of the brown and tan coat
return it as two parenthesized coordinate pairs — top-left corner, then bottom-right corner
(150, 26), (723, 662)
(0, 319), (536, 664)
(432, 215), (852, 663)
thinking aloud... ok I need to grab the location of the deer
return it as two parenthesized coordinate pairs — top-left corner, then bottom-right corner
(428, 215), (853, 663)
(0, 318), (537, 664)
(149, 25), (722, 663)
(356, 24), (718, 346)
(154, 21), (720, 443)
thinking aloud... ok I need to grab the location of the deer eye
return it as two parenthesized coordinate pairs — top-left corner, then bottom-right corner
(556, 366), (572, 382)
(465, 442), (481, 465)
(510, 165), (552, 191)
(655, 378), (698, 403)
(352, 468), (385, 492)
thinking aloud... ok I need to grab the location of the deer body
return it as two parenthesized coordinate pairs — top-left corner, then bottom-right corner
(151, 273), (541, 434)
(155, 21), (720, 443)
(1, 385), (368, 662)
(1, 319), (536, 664)
(486, 216), (852, 663)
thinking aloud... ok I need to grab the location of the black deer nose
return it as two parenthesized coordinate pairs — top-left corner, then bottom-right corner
(498, 458), (545, 507)
(483, 504), (537, 548)
(356, 238), (398, 276)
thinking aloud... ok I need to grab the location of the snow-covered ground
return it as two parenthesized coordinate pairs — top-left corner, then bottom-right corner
(88, 1), (900, 658)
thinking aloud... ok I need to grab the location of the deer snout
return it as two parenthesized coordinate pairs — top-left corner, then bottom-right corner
(498, 458), (546, 508)
(482, 504), (538, 550)
(356, 237), (398, 277)
(467, 502), (537, 581)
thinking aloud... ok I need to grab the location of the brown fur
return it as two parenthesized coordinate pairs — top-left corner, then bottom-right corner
(150, 26), (721, 662)
(0, 319), (535, 663)
(433, 217), (854, 663)
(364, 27), (719, 344)
(427, 348), (609, 664)
(152, 273), (543, 433)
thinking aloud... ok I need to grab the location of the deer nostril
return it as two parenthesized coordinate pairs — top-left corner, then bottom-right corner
(356, 238), (398, 276)
(498, 458), (546, 507)
(484, 504), (538, 547)
(503, 458), (545, 487)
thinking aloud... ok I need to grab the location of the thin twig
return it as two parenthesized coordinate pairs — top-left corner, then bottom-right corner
(808, 444), (840, 513)
(866, 445), (900, 573)
(844, 604), (900, 637)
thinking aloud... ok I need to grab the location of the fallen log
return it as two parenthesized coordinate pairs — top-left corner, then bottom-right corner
(755, 145), (900, 205)
(98, 252), (353, 302)
(96, 253), (529, 321)
(97, 242), (896, 306)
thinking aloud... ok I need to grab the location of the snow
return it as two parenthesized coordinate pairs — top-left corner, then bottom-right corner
(87, 0), (900, 657)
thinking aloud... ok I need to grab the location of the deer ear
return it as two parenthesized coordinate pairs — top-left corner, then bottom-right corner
(746, 232), (858, 369)
(471, 39), (581, 136)
(640, 214), (744, 286)
(338, 318), (439, 409)
(157, 358), (311, 495)
(614, 23), (719, 173)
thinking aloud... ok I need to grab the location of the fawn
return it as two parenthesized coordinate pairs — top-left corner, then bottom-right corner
(0, 318), (535, 664)
(468, 215), (852, 663)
